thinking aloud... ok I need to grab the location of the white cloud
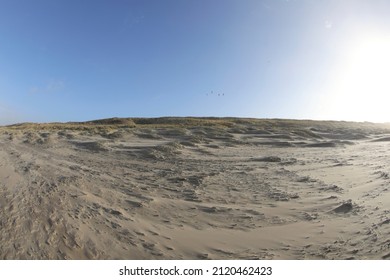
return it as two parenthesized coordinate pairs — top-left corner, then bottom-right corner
(325, 20), (333, 29)
(0, 103), (24, 125)
(46, 80), (64, 91)
(29, 79), (65, 94)
(122, 12), (145, 30)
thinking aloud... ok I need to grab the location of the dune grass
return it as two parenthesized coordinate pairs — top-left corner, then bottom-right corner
(2, 117), (390, 136)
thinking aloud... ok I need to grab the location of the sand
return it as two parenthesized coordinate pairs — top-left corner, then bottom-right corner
(0, 117), (389, 259)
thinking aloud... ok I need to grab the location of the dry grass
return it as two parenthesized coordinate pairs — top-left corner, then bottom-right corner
(2, 117), (390, 135)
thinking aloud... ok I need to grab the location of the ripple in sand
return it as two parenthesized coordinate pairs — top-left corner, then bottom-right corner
(332, 200), (354, 214)
(252, 156), (282, 162)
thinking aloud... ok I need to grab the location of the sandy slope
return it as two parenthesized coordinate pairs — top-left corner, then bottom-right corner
(0, 118), (389, 259)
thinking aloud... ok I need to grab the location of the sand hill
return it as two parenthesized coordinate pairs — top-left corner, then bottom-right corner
(0, 117), (389, 259)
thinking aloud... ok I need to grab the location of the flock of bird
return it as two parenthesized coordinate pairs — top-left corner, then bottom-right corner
(206, 90), (225, 97)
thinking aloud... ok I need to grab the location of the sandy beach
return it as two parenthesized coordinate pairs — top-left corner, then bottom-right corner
(0, 117), (389, 259)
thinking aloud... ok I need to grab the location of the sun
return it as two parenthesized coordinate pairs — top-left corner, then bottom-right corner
(325, 34), (390, 122)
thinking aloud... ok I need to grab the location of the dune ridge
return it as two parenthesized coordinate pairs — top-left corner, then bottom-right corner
(0, 117), (389, 259)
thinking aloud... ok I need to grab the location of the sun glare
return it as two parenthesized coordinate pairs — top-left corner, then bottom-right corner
(326, 34), (390, 122)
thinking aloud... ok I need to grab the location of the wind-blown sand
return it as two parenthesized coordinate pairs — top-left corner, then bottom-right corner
(0, 117), (389, 259)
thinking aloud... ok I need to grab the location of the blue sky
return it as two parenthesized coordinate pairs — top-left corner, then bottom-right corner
(1, 0), (390, 124)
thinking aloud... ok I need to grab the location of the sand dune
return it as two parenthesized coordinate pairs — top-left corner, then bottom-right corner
(0, 117), (389, 259)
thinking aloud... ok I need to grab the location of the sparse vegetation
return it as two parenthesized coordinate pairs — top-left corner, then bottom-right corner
(2, 117), (390, 136)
